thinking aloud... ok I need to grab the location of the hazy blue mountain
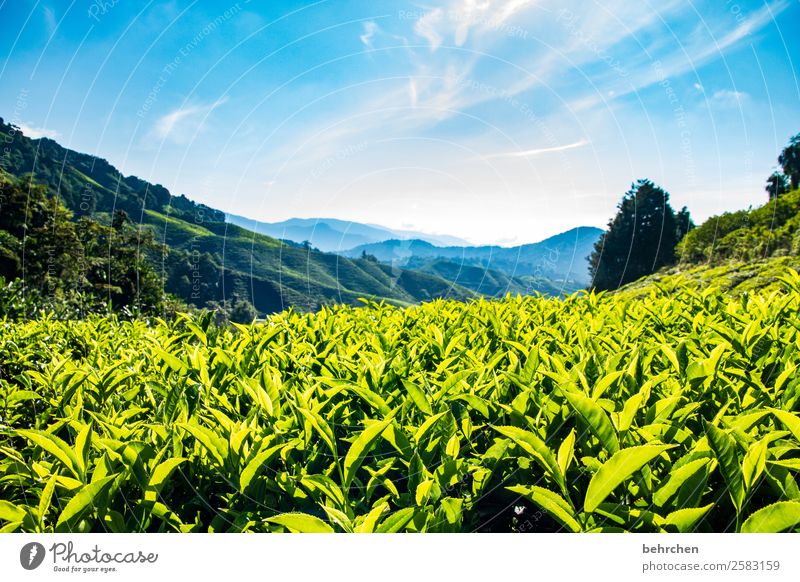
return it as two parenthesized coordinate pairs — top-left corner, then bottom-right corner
(226, 214), (470, 252)
(0, 118), (478, 313)
(414, 259), (586, 297)
(342, 226), (603, 284)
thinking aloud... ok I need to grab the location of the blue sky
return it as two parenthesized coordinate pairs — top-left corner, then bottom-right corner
(1, 0), (799, 245)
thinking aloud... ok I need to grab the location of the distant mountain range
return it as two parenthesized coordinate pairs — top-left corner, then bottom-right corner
(0, 117), (596, 314)
(0, 118), (479, 313)
(225, 214), (470, 252)
(341, 226), (603, 285)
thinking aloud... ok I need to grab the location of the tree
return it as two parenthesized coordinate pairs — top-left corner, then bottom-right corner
(0, 176), (84, 294)
(766, 172), (790, 201)
(778, 133), (800, 190)
(77, 216), (164, 312)
(675, 206), (695, 241)
(230, 298), (258, 324)
(589, 179), (685, 291)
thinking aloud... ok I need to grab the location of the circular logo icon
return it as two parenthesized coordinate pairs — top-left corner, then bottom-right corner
(20, 542), (46, 570)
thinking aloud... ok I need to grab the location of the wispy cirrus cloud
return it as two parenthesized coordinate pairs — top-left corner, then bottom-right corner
(360, 21), (379, 49)
(709, 89), (749, 108)
(481, 138), (590, 159)
(563, 0), (790, 112)
(153, 97), (228, 143)
(18, 122), (59, 139)
(414, 8), (444, 51)
(412, 0), (537, 49)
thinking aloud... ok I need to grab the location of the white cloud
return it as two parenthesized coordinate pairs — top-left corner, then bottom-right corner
(153, 97), (228, 142)
(562, 0), (789, 113)
(414, 8), (444, 51)
(452, 0), (490, 46)
(710, 89), (749, 108)
(18, 122), (59, 139)
(360, 21), (378, 49)
(408, 78), (418, 107)
(43, 6), (57, 37)
(482, 138), (590, 159)
(415, 0), (537, 49)
(488, 0), (536, 27)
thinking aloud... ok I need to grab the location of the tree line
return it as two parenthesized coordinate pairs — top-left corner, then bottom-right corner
(588, 132), (800, 291)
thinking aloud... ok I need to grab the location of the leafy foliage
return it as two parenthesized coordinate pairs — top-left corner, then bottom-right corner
(778, 133), (800, 190)
(0, 119), (483, 316)
(0, 176), (165, 317)
(2, 270), (800, 532)
(678, 188), (800, 264)
(589, 180), (691, 291)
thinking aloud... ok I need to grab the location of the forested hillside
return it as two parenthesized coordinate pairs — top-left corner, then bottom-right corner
(0, 119), (478, 319)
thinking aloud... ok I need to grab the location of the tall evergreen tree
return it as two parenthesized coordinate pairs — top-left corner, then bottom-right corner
(589, 179), (684, 291)
(778, 133), (800, 190)
(766, 172), (790, 201)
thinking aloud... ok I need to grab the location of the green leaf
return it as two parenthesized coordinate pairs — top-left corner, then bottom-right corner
(414, 411), (448, 444)
(618, 393), (644, 433)
(557, 429), (576, 476)
(742, 438), (767, 492)
(402, 379), (433, 415)
(493, 425), (565, 493)
(451, 394), (490, 419)
(653, 458), (710, 507)
(297, 407), (338, 458)
(704, 421), (744, 513)
(563, 390), (619, 454)
(508, 485), (581, 532)
(266, 512), (334, 533)
(741, 501), (800, 533)
(664, 504), (713, 532)
(38, 473), (58, 527)
(769, 408), (800, 442)
(56, 475), (116, 528)
(343, 411), (397, 488)
(302, 474), (346, 509)
(4, 390), (42, 403)
(591, 371), (624, 400)
(74, 423), (92, 479)
(177, 421), (229, 469)
(584, 444), (672, 513)
(376, 507), (416, 533)
(144, 458), (186, 502)
(355, 502), (389, 533)
(321, 505), (353, 532)
(416, 478), (434, 505)
(0, 500), (26, 523)
(16, 429), (82, 481)
(153, 346), (187, 372)
(239, 377), (274, 416)
(239, 443), (283, 492)
(439, 498), (463, 525)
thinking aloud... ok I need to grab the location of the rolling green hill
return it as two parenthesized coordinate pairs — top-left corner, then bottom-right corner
(342, 226), (602, 285)
(0, 118), (477, 314)
(415, 259), (584, 297)
(619, 187), (800, 297)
